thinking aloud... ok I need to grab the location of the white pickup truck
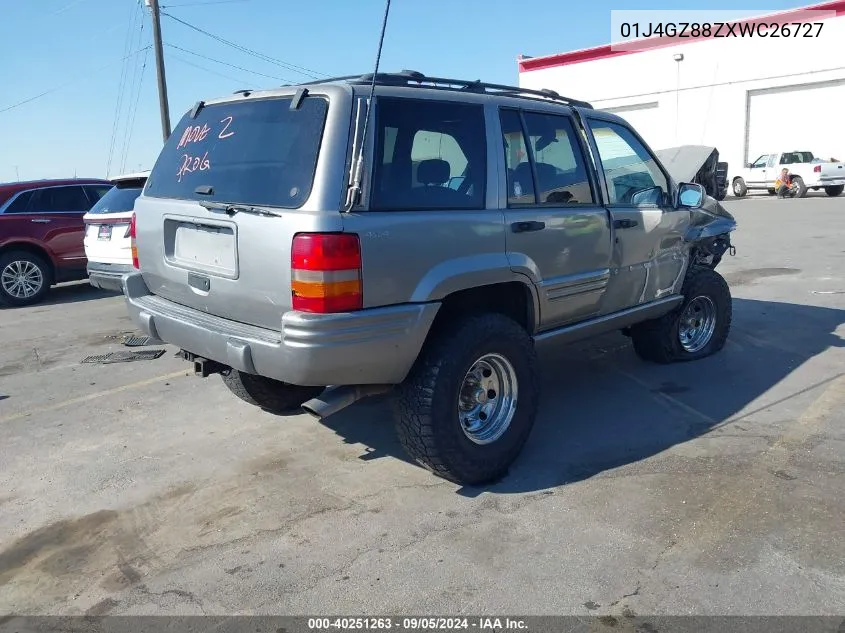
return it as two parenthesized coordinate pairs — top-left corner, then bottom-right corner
(731, 151), (845, 198)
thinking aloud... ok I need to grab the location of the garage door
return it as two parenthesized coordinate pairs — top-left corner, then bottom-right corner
(746, 80), (845, 163)
(601, 102), (665, 149)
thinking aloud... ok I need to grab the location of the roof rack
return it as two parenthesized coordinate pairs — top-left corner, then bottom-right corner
(288, 70), (593, 109)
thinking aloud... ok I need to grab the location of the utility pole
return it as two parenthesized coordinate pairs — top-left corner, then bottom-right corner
(146, 0), (172, 141)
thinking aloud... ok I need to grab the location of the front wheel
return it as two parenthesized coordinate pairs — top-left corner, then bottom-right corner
(0, 250), (52, 307)
(395, 313), (539, 485)
(792, 176), (808, 198)
(732, 178), (747, 197)
(222, 370), (324, 414)
(825, 185), (844, 197)
(630, 266), (732, 364)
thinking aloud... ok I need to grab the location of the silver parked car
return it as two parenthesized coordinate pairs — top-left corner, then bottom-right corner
(123, 71), (737, 485)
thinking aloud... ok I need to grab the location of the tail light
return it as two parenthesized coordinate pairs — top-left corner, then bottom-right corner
(814, 165), (822, 173)
(291, 233), (362, 313)
(129, 212), (139, 269)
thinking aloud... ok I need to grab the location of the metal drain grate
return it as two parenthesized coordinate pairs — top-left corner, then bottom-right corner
(81, 350), (166, 364)
(123, 335), (154, 347)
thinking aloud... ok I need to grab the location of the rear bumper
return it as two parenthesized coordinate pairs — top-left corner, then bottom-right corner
(122, 272), (440, 387)
(88, 262), (134, 292)
(818, 177), (845, 187)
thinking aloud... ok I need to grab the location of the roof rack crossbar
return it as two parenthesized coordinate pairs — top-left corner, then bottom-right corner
(276, 71), (593, 109)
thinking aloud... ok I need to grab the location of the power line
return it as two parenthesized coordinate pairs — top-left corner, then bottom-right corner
(107, 0), (143, 177)
(118, 8), (148, 174)
(0, 46), (152, 115)
(165, 42), (289, 82)
(168, 51), (246, 84)
(121, 46), (151, 174)
(161, 11), (326, 80)
(163, 0), (251, 6)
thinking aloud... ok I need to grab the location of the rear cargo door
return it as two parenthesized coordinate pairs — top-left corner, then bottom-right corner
(136, 95), (336, 330)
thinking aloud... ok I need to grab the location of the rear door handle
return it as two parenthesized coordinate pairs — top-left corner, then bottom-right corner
(31, 219), (52, 224)
(511, 221), (546, 233)
(613, 219), (638, 229)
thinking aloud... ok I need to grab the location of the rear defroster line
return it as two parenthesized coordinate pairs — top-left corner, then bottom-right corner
(81, 350), (166, 364)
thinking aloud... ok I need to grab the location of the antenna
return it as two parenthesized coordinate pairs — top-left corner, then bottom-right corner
(345, 0), (392, 211)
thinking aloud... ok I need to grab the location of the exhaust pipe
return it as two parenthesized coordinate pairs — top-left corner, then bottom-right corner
(301, 384), (393, 420)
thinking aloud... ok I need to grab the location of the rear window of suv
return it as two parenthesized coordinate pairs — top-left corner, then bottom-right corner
(87, 180), (146, 214)
(144, 96), (328, 209)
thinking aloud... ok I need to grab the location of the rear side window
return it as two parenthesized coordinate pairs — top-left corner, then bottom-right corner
(372, 98), (486, 210)
(28, 186), (92, 213)
(500, 108), (594, 206)
(87, 184), (145, 214)
(145, 96), (328, 209)
(85, 185), (114, 205)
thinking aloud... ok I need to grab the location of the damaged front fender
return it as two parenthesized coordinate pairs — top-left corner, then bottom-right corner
(684, 195), (737, 268)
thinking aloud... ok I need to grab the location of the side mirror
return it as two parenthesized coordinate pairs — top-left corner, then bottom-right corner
(746, 163), (754, 168)
(677, 182), (705, 209)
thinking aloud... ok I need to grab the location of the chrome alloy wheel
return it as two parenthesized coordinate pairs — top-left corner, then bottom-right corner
(678, 295), (717, 353)
(1, 259), (44, 299)
(458, 353), (518, 445)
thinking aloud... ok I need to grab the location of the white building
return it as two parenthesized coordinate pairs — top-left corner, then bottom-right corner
(518, 1), (845, 183)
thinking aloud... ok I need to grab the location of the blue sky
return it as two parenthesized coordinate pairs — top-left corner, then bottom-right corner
(0, 0), (812, 183)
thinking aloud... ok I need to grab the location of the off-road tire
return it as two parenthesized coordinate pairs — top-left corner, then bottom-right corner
(825, 185), (844, 197)
(222, 370), (324, 414)
(394, 313), (540, 485)
(792, 176), (808, 198)
(732, 178), (747, 198)
(630, 266), (732, 364)
(0, 250), (52, 307)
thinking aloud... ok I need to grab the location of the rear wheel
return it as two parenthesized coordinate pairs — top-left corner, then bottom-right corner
(395, 313), (539, 485)
(792, 176), (808, 198)
(0, 250), (52, 307)
(732, 178), (747, 197)
(630, 266), (732, 364)
(824, 185), (844, 197)
(222, 370), (324, 414)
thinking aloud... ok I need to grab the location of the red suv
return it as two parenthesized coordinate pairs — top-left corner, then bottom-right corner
(0, 178), (113, 306)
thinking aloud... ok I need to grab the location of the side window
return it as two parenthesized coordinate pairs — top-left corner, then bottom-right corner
(522, 112), (594, 205)
(4, 190), (35, 214)
(371, 98), (486, 211)
(767, 155), (778, 168)
(587, 120), (669, 206)
(85, 185), (113, 205)
(500, 109), (535, 205)
(751, 155), (769, 169)
(39, 186), (92, 213)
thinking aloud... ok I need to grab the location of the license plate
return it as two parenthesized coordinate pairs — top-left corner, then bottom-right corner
(98, 225), (112, 240)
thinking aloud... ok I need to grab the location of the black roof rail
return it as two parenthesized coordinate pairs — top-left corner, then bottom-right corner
(278, 70), (593, 109)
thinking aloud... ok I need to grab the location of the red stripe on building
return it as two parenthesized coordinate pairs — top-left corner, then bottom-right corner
(518, 0), (845, 72)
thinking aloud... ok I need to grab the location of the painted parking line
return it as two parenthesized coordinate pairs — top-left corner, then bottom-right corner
(0, 370), (189, 424)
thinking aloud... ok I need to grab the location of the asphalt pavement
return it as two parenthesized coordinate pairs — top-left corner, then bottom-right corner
(1, 193), (844, 617)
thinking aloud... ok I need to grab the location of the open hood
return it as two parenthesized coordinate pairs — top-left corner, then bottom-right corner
(655, 145), (718, 184)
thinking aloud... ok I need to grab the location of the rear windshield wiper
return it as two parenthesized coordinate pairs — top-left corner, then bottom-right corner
(198, 200), (284, 218)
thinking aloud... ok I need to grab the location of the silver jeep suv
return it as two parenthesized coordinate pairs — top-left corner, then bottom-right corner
(123, 71), (737, 485)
